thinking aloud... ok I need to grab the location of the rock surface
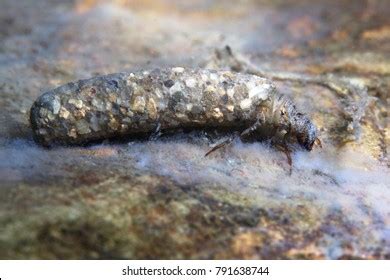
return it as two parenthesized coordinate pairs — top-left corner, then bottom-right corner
(0, 0), (389, 259)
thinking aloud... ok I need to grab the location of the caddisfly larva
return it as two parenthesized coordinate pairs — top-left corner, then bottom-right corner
(30, 67), (320, 162)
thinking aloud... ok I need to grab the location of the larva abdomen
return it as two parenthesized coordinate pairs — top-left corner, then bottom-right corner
(30, 67), (276, 146)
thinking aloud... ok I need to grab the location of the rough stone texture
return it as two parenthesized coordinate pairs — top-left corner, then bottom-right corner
(0, 0), (389, 259)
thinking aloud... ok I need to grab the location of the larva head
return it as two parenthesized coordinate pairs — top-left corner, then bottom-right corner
(282, 101), (318, 151)
(295, 114), (318, 151)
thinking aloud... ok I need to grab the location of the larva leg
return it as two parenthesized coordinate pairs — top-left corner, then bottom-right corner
(273, 142), (292, 175)
(149, 122), (162, 141)
(282, 129), (293, 174)
(272, 127), (293, 174)
(204, 119), (262, 157)
(240, 119), (262, 141)
(204, 134), (236, 157)
(205, 120), (261, 156)
(282, 144), (293, 175)
(314, 138), (322, 149)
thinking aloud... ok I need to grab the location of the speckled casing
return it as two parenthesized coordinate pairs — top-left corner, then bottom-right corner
(30, 67), (317, 148)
